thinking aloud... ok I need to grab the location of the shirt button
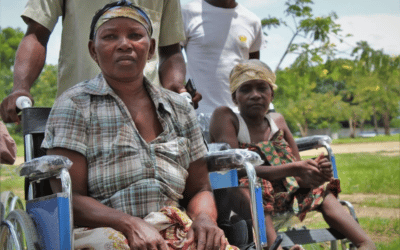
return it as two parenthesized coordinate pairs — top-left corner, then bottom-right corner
(145, 162), (152, 168)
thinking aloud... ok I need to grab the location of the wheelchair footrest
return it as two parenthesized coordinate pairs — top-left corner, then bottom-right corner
(278, 228), (345, 248)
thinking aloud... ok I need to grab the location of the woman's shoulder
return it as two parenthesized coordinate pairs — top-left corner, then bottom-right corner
(268, 112), (287, 129)
(210, 106), (239, 129)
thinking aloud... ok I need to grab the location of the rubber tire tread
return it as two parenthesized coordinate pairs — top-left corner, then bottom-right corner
(5, 209), (40, 250)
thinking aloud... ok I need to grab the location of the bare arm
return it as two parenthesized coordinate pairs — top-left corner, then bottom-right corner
(0, 19), (50, 123)
(184, 157), (227, 250)
(47, 148), (168, 250)
(209, 106), (240, 148)
(158, 43), (202, 108)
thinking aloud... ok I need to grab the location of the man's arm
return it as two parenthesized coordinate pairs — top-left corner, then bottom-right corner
(158, 43), (202, 108)
(0, 19), (50, 123)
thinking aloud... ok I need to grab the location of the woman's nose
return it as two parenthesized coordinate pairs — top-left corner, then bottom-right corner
(250, 89), (261, 99)
(118, 36), (133, 50)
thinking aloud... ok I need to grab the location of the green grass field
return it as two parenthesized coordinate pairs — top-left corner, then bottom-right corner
(332, 134), (399, 144)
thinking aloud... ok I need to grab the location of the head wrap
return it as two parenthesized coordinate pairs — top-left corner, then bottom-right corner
(229, 59), (277, 94)
(92, 5), (153, 38)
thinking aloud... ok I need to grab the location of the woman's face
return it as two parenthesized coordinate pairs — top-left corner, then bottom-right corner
(233, 79), (274, 116)
(89, 17), (155, 83)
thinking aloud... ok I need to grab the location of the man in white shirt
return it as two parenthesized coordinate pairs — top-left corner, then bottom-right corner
(182, 0), (267, 114)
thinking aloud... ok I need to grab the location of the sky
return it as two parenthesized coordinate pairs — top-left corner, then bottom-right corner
(1, 0), (399, 70)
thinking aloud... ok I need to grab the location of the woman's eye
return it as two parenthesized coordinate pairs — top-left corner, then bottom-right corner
(103, 34), (116, 40)
(129, 33), (144, 39)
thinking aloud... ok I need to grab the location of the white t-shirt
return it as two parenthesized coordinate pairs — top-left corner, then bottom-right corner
(182, 0), (267, 114)
(22, 0), (185, 96)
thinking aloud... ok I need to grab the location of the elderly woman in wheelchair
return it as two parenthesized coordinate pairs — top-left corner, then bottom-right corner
(37, 1), (239, 249)
(209, 59), (376, 250)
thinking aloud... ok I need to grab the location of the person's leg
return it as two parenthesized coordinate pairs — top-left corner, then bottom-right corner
(320, 193), (376, 250)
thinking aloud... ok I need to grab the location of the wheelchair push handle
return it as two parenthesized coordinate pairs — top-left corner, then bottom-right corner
(16, 96), (33, 110)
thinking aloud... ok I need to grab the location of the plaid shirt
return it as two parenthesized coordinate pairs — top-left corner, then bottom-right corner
(42, 74), (208, 218)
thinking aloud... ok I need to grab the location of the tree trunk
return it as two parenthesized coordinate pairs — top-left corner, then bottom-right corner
(372, 105), (379, 134)
(349, 117), (356, 138)
(297, 122), (308, 137)
(382, 110), (391, 135)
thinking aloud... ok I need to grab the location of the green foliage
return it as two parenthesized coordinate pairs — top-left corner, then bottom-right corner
(0, 27), (24, 70)
(261, 0), (345, 71)
(390, 118), (400, 128)
(31, 64), (58, 107)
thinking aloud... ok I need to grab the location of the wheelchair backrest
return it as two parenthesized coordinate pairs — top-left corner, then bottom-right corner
(21, 107), (52, 199)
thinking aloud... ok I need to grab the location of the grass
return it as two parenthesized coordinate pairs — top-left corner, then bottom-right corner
(360, 197), (400, 209)
(335, 152), (400, 194)
(299, 217), (400, 250)
(16, 144), (24, 157)
(332, 134), (399, 144)
(0, 164), (24, 198)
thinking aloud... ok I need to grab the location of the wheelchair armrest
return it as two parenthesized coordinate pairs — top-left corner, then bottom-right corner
(205, 147), (263, 172)
(294, 135), (332, 152)
(19, 155), (72, 181)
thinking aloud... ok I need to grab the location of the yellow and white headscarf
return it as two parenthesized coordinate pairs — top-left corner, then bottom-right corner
(93, 5), (153, 37)
(229, 59), (277, 94)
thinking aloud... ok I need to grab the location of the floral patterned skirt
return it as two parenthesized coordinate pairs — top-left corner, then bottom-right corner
(73, 206), (239, 250)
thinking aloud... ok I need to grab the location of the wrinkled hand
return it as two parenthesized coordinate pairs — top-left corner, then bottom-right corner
(124, 217), (168, 250)
(0, 90), (33, 123)
(315, 153), (333, 180)
(295, 159), (326, 189)
(187, 213), (227, 250)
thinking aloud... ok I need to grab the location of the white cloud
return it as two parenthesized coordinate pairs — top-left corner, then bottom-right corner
(240, 0), (277, 9)
(336, 14), (400, 55)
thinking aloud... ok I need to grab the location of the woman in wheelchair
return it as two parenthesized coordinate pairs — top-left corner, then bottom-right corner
(209, 60), (376, 250)
(41, 1), (237, 249)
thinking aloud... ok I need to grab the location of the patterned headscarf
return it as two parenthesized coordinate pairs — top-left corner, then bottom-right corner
(93, 5), (153, 38)
(230, 59), (277, 94)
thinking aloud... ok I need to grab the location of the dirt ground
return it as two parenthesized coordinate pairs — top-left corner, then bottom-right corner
(299, 141), (399, 157)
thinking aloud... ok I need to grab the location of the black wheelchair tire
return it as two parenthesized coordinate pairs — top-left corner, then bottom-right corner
(1, 209), (40, 250)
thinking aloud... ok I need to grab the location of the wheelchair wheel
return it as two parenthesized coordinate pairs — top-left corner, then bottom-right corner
(1, 202), (4, 220)
(1, 191), (15, 216)
(0, 209), (40, 250)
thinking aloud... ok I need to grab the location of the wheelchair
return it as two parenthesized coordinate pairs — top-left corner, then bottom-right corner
(0, 97), (359, 250)
(197, 113), (359, 250)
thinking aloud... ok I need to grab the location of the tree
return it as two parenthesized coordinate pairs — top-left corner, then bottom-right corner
(274, 62), (348, 136)
(0, 27), (24, 70)
(262, 0), (346, 72)
(350, 42), (400, 135)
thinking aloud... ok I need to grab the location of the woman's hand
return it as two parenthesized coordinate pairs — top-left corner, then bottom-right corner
(315, 153), (334, 180)
(186, 213), (228, 250)
(295, 159), (326, 189)
(122, 216), (168, 250)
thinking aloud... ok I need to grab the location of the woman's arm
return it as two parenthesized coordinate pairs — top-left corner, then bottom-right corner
(209, 106), (240, 148)
(47, 148), (168, 250)
(184, 157), (227, 250)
